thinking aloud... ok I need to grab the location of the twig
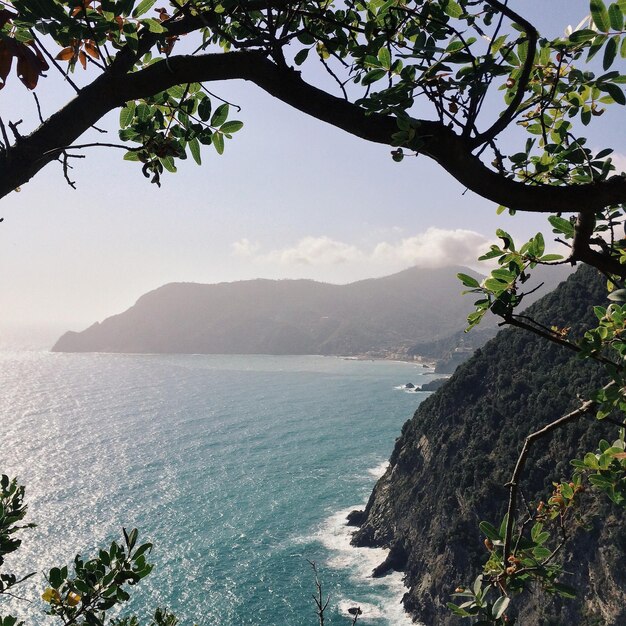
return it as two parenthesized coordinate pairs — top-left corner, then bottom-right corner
(0, 117), (10, 154)
(8, 120), (23, 141)
(501, 386), (612, 563)
(505, 314), (619, 369)
(60, 152), (85, 189)
(30, 31), (81, 93)
(42, 142), (141, 158)
(308, 560), (330, 626)
(33, 93), (44, 124)
(471, 0), (538, 147)
(201, 86), (242, 112)
(0, 589), (33, 603)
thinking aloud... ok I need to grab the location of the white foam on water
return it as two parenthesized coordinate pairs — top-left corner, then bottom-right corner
(313, 503), (421, 626)
(367, 461), (390, 479)
(337, 598), (383, 620)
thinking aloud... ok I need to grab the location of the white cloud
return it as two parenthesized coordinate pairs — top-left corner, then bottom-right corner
(233, 236), (364, 266)
(231, 238), (260, 257)
(371, 228), (491, 268)
(231, 228), (491, 275)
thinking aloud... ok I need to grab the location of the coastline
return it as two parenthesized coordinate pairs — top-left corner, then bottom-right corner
(314, 462), (423, 626)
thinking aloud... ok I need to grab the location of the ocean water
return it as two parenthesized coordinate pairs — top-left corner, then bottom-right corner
(0, 352), (434, 625)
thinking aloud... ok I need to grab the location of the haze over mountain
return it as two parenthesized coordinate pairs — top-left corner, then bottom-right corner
(52, 265), (572, 356)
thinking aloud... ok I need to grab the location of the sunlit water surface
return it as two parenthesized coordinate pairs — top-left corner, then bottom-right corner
(1, 352), (434, 625)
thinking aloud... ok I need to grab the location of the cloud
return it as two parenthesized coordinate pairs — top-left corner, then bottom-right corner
(371, 228), (491, 268)
(234, 236), (364, 265)
(231, 228), (491, 273)
(231, 238), (260, 257)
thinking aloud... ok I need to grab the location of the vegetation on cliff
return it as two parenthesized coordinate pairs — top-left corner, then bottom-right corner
(353, 266), (626, 625)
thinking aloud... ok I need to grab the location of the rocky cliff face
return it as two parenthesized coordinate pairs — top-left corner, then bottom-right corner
(352, 266), (626, 625)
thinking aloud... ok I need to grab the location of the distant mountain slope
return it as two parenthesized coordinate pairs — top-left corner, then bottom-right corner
(52, 266), (486, 354)
(352, 265), (625, 625)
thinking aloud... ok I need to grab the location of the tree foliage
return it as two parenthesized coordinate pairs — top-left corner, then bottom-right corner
(0, 473), (181, 626)
(1, 0), (626, 623)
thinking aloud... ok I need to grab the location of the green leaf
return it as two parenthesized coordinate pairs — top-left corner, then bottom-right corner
(198, 98), (212, 122)
(188, 137), (201, 165)
(210, 103), (229, 127)
(492, 596), (510, 619)
(212, 131), (225, 155)
(591, 0), (611, 31)
(491, 268), (515, 282)
(447, 602), (472, 617)
(598, 80), (626, 104)
(443, 0), (463, 18)
(160, 156), (176, 172)
(362, 68), (386, 85)
(167, 85), (187, 99)
(569, 29), (598, 44)
(539, 254), (564, 262)
(294, 48), (309, 66)
(119, 102), (135, 128)
(457, 273), (480, 288)
(132, 0), (157, 18)
(609, 3), (624, 29)
(608, 289), (626, 301)
(141, 18), (166, 33)
(552, 583), (577, 599)
(377, 46), (391, 69)
(479, 521), (501, 541)
(49, 567), (63, 588)
(603, 35), (618, 69)
(548, 215), (575, 237)
(220, 120), (244, 134)
(484, 278), (508, 293)
(125, 527), (138, 550)
(532, 546), (553, 560)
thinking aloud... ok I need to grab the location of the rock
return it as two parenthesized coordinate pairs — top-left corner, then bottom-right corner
(371, 542), (408, 578)
(346, 509), (366, 526)
(420, 378), (448, 392)
(405, 382), (415, 389)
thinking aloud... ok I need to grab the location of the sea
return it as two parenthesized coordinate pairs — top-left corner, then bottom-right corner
(0, 351), (436, 625)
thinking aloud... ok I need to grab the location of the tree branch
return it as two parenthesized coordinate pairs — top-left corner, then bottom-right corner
(1, 51), (626, 217)
(472, 0), (538, 147)
(502, 388), (607, 562)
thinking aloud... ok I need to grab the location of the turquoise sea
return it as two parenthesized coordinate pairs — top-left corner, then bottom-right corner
(1, 352), (434, 625)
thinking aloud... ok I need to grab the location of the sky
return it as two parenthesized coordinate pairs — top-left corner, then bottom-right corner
(1, 0), (624, 346)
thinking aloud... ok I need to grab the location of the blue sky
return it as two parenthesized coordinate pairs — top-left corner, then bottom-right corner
(0, 0), (623, 343)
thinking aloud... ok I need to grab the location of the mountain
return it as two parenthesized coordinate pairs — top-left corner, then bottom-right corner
(351, 265), (625, 625)
(52, 266), (486, 355)
(52, 265), (573, 356)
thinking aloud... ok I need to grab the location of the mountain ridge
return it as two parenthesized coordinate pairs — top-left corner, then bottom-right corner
(52, 266), (484, 355)
(51, 265), (572, 356)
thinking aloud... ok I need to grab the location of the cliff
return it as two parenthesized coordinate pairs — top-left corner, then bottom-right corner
(352, 265), (626, 625)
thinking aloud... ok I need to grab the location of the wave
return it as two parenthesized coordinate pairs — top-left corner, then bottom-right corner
(308, 459), (424, 624)
(367, 461), (390, 479)
(314, 505), (418, 625)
